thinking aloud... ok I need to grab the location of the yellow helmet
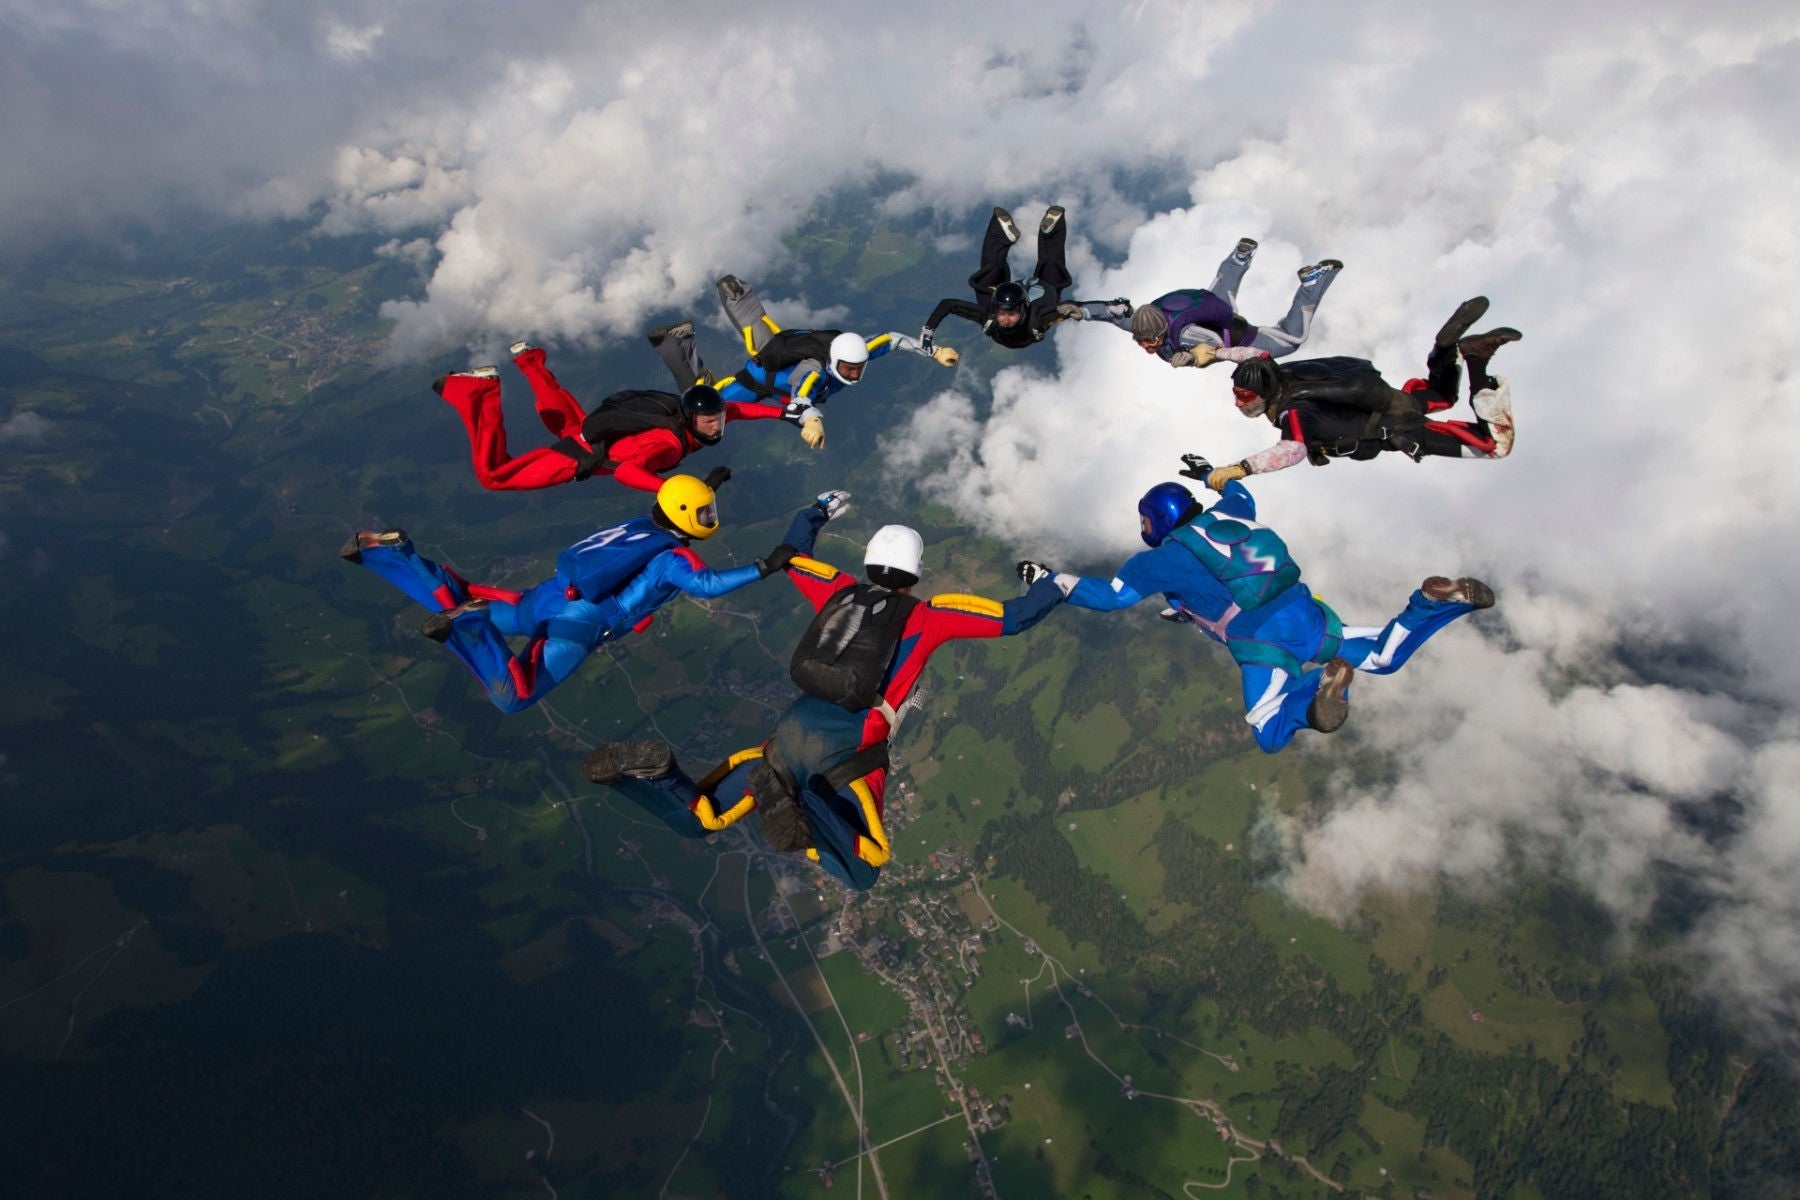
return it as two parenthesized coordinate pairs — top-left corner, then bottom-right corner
(654, 474), (719, 539)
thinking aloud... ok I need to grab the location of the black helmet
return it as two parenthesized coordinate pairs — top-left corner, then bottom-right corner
(680, 384), (726, 444)
(993, 282), (1027, 313)
(1230, 357), (1282, 399)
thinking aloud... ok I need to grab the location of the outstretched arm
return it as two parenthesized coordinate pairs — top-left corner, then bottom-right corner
(923, 297), (984, 334)
(662, 549), (765, 599)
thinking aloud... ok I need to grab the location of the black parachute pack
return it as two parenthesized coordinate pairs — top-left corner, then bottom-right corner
(553, 389), (687, 479)
(737, 329), (841, 398)
(788, 584), (919, 712)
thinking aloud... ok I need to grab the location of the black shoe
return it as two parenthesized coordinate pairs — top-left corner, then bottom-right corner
(420, 598), (489, 643)
(1422, 576), (1495, 609)
(715, 275), (748, 303)
(340, 529), (406, 564)
(993, 207), (1020, 244)
(1307, 658), (1354, 733)
(582, 740), (674, 785)
(1039, 205), (1065, 236)
(1458, 328), (1522, 362)
(1234, 237), (1258, 256)
(647, 320), (694, 347)
(1433, 297), (1490, 347)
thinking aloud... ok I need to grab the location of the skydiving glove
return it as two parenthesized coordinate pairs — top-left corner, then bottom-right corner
(932, 345), (960, 367)
(918, 325), (935, 353)
(1016, 560), (1055, 588)
(1169, 344), (1219, 368)
(1206, 461), (1250, 491)
(781, 400), (816, 427)
(800, 412), (826, 449)
(1054, 302), (1087, 321)
(1177, 454), (1213, 482)
(757, 544), (799, 578)
(702, 466), (732, 491)
(814, 490), (852, 520)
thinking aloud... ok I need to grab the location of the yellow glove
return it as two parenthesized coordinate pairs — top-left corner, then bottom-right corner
(1170, 344), (1219, 368)
(932, 346), (960, 367)
(1206, 461), (1249, 490)
(800, 412), (826, 449)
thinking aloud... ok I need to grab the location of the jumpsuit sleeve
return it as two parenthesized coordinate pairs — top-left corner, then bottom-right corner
(723, 400), (787, 422)
(1210, 479), (1257, 520)
(784, 554), (856, 612)
(924, 297), (985, 333)
(1244, 440), (1310, 475)
(780, 504), (830, 555)
(605, 428), (687, 494)
(660, 547), (765, 599)
(864, 332), (896, 362)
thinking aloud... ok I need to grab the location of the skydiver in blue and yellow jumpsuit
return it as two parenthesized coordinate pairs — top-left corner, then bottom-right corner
(645, 274), (958, 451)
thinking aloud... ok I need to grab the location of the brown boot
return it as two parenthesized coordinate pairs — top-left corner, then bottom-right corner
(1307, 658), (1354, 733)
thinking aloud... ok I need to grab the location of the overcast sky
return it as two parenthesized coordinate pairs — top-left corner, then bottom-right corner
(7, 0), (1800, 1052)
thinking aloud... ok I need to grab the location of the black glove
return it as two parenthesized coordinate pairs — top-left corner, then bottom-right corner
(702, 465), (731, 491)
(1178, 454), (1213, 482)
(1016, 560), (1055, 588)
(757, 544), (798, 578)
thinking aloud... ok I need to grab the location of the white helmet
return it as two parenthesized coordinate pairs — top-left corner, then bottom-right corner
(864, 524), (923, 587)
(828, 332), (870, 386)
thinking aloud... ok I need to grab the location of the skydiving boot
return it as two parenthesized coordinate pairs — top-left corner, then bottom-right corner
(1307, 658), (1355, 733)
(1421, 576), (1496, 609)
(1297, 259), (1343, 283)
(582, 739), (674, 785)
(1469, 379), (1515, 457)
(340, 529), (407, 564)
(1433, 297), (1489, 348)
(1458, 327), (1521, 392)
(1040, 205), (1065, 235)
(420, 597), (489, 643)
(646, 320), (694, 348)
(1234, 236), (1259, 258)
(993, 207), (1021, 244)
(715, 275), (749, 303)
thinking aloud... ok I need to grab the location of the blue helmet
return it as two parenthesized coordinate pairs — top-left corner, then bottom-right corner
(1138, 481), (1200, 547)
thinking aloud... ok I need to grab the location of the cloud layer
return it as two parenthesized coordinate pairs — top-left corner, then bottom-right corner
(8, 0), (1800, 1047)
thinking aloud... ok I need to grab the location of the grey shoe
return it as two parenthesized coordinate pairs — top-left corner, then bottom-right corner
(340, 529), (406, 564)
(1234, 237), (1259, 257)
(1422, 576), (1495, 609)
(1433, 297), (1490, 348)
(1307, 658), (1354, 733)
(647, 320), (694, 347)
(993, 207), (1020, 244)
(582, 740), (674, 785)
(1039, 205), (1065, 235)
(1297, 260), (1343, 283)
(421, 597), (489, 643)
(715, 275), (749, 303)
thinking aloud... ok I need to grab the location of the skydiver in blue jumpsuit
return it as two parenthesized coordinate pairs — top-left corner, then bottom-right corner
(339, 475), (793, 714)
(1017, 462), (1493, 752)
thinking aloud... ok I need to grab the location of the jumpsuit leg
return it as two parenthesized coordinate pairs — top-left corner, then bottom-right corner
(510, 346), (589, 438)
(1205, 242), (1255, 308)
(650, 323), (708, 390)
(353, 536), (470, 611)
(1248, 264), (1341, 357)
(966, 210), (1017, 297)
(609, 759), (758, 841)
(1337, 588), (1481, 676)
(435, 372), (581, 491)
(1240, 663), (1328, 754)
(797, 783), (884, 891)
(716, 277), (778, 355)
(1030, 213), (1072, 295)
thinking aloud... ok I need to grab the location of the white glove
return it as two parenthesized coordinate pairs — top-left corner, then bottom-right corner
(814, 490), (852, 520)
(799, 412), (826, 449)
